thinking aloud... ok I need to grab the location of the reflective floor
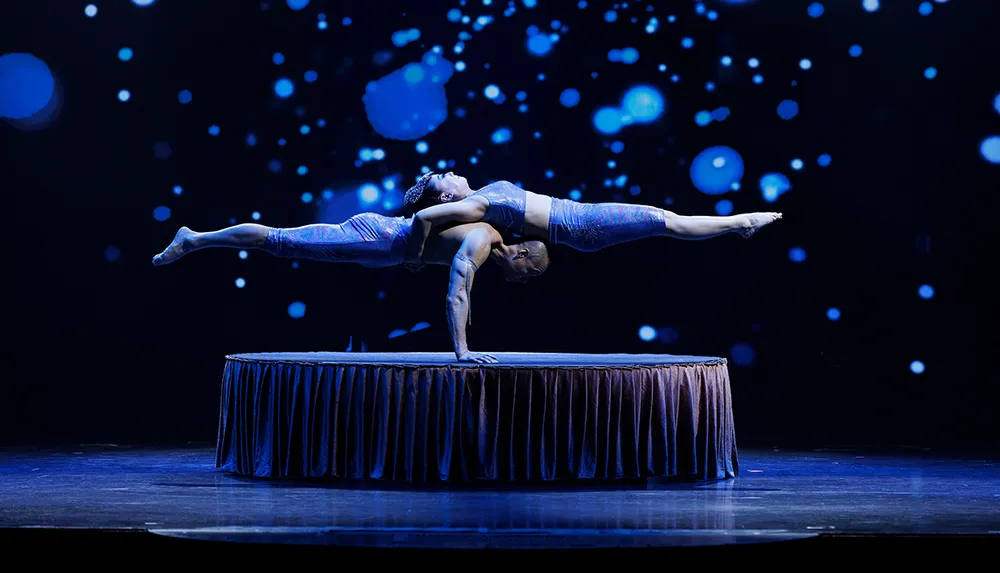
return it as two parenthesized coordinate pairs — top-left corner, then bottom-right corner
(1, 445), (998, 548)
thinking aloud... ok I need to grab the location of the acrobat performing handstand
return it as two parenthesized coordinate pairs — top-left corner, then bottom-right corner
(152, 214), (548, 364)
(402, 172), (781, 270)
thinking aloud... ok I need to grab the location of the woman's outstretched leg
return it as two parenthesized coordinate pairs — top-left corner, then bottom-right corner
(663, 211), (782, 240)
(152, 224), (272, 265)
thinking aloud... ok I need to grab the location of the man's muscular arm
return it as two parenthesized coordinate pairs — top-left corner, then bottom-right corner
(445, 228), (497, 364)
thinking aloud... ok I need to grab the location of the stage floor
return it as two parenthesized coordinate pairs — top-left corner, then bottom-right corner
(1, 445), (997, 548)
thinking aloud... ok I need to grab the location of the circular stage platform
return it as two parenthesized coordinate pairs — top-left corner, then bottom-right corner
(216, 352), (738, 482)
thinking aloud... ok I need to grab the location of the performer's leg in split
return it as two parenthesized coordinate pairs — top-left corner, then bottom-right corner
(153, 224), (277, 266)
(663, 211), (782, 240)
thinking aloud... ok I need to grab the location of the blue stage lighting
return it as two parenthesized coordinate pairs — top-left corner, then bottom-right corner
(286, 0), (309, 10)
(924, 67), (937, 79)
(753, 74), (764, 84)
(274, 78), (294, 98)
(527, 34), (553, 56)
(85, 4), (98, 17)
(172, 185), (183, 195)
(287, 302), (306, 319)
(304, 70), (318, 83)
(863, 0), (879, 12)
(208, 125), (220, 136)
(118, 48), (133, 62)
(484, 85), (500, 99)
(818, 153), (832, 166)
(373, 148), (385, 160)
(918, 284), (935, 299)
(715, 199), (734, 216)
(569, 189), (582, 200)
(272, 52), (285, 65)
(239, 250), (248, 260)
(800, 58), (812, 70)
(359, 148), (374, 161)
(695, 111), (712, 126)
(994, 93), (1000, 114)
(620, 48), (639, 64)
(177, 90), (192, 104)
(789, 247), (807, 262)
(301, 192), (313, 204)
(748, 58), (760, 68)
(910, 360), (925, 374)
(610, 141), (625, 154)
(252, 211), (261, 221)
(638, 326), (656, 342)
(760, 173), (791, 202)
(721, 56), (732, 66)
(730, 343), (755, 366)
(104, 245), (121, 263)
(448, 9), (462, 22)
(777, 99), (799, 120)
(593, 107), (623, 134)
(621, 85), (664, 123)
(918, 2), (933, 15)
(491, 127), (512, 144)
(0, 53), (56, 119)
(235, 278), (246, 289)
(153, 206), (171, 222)
(981, 136), (1000, 163)
(827, 307), (841, 321)
(416, 141), (429, 153)
(681, 37), (694, 49)
(358, 183), (380, 205)
(296, 165), (308, 176)
(132, 0), (157, 5)
(605, 10), (617, 22)
(560, 88), (580, 107)
(849, 45), (863, 58)
(118, 90), (131, 102)
(808, 2), (824, 17)
(690, 146), (745, 195)
(791, 158), (804, 170)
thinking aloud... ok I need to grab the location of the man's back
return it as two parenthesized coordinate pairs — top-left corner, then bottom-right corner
(422, 223), (500, 267)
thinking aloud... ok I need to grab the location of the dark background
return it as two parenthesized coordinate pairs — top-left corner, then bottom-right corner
(2, 0), (997, 451)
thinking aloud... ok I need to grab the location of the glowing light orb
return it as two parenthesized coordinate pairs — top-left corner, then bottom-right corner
(694, 111), (712, 126)
(177, 89), (192, 104)
(924, 67), (937, 79)
(301, 192), (313, 203)
(681, 37), (694, 49)
(252, 211), (261, 221)
(118, 89), (131, 102)
(593, 107), (623, 134)
(863, 0), (879, 12)
(272, 52), (285, 66)
(753, 74), (764, 84)
(527, 33), (553, 56)
(849, 45), (863, 58)
(286, 0), (310, 10)
(373, 148), (385, 160)
(247, 133), (257, 146)
(605, 10), (617, 22)
(358, 183), (381, 205)
(610, 141), (625, 154)
(715, 200), (734, 216)
(791, 158), (804, 170)
(208, 125), (220, 136)
(153, 206), (171, 222)
(416, 141), (429, 153)
(789, 247), (807, 262)
(918, 2), (933, 15)
(981, 136), (1000, 163)
(818, 153), (832, 166)
(359, 148), (374, 161)
(910, 360), (925, 374)
(235, 278), (246, 289)
(620, 47), (639, 64)
(730, 343), (755, 367)
(448, 9), (462, 21)
(304, 70), (318, 83)
(0, 53), (56, 119)
(808, 2), (824, 17)
(153, 141), (172, 159)
(342, 17), (351, 25)
(274, 78), (294, 98)
(363, 52), (454, 140)
(455, 61), (466, 72)
(621, 85), (664, 123)
(492, 127), (512, 144)
(918, 284), (935, 299)
(239, 250), (248, 259)
(712, 107), (731, 122)
(994, 93), (1000, 115)
(85, 5), (98, 17)
(287, 301), (306, 319)
(777, 99), (799, 120)
(569, 189), (582, 200)
(104, 245), (121, 263)
(559, 88), (580, 108)
(132, 0), (156, 5)
(296, 165), (308, 176)
(172, 185), (183, 195)
(760, 173), (791, 202)
(638, 325), (656, 342)
(799, 58), (812, 70)
(690, 146), (744, 195)
(721, 56), (732, 66)
(827, 307), (841, 321)
(748, 58), (760, 68)
(299, 124), (310, 135)
(118, 48), (133, 62)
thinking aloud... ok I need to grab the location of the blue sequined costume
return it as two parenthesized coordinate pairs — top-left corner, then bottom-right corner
(264, 213), (412, 267)
(549, 198), (667, 252)
(473, 181), (527, 236)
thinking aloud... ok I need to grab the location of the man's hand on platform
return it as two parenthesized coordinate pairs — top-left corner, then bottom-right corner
(457, 351), (498, 364)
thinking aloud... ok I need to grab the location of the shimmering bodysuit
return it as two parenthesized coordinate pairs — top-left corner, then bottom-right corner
(264, 213), (412, 267)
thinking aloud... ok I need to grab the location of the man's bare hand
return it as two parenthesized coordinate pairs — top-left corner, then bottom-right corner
(456, 351), (498, 364)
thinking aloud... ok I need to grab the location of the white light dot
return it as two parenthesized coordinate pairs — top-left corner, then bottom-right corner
(85, 4), (98, 17)
(238, 250), (248, 260)
(235, 278), (246, 288)
(910, 360), (925, 374)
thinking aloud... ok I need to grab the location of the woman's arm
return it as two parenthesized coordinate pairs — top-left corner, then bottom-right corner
(405, 198), (488, 271)
(445, 228), (497, 363)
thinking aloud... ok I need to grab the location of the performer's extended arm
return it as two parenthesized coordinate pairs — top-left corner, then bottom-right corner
(446, 228), (497, 364)
(405, 199), (488, 271)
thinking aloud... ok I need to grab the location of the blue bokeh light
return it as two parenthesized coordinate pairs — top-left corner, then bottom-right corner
(681, 37), (694, 49)
(287, 301), (306, 319)
(918, 284), (935, 299)
(715, 199), (734, 216)
(559, 88), (580, 107)
(694, 111), (712, 126)
(910, 360), (926, 374)
(272, 52), (285, 65)
(593, 107), (623, 134)
(569, 189), (582, 200)
(849, 45), (863, 58)
(981, 136), (1000, 163)
(118, 90), (131, 102)
(799, 58), (813, 70)
(172, 185), (183, 196)
(132, 0), (157, 5)
(527, 33), (553, 56)
(690, 146), (745, 195)
(730, 343), (756, 367)
(104, 245), (121, 263)
(208, 124), (220, 136)
(274, 78), (294, 98)
(638, 325), (656, 342)
(491, 127), (512, 144)
(235, 278), (246, 289)
(153, 206), (171, 222)
(791, 158), (804, 170)
(448, 9), (462, 22)
(286, 0), (310, 10)
(827, 307), (841, 321)
(177, 89), (192, 104)
(118, 47), (133, 62)
(760, 173), (791, 202)
(363, 51), (454, 140)
(818, 153), (833, 166)
(924, 67), (938, 79)
(808, 2), (825, 17)
(789, 247), (807, 263)
(918, 2), (933, 15)
(605, 10), (617, 23)
(85, 4), (98, 17)
(0, 53), (56, 119)
(777, 99), (799, 120)
(416, 141), (429, 153)
(621, 85), (664, 123)
(863, 0), (880, 12)
(753, 74), (764, 85)
(304, 70), (318, 83)
(239, 250), (248, 260)
(296, 165), (308, 176)
(252, 211), (261, 221)
(610, 141), (625, 154)
(748, 58), (760, 68)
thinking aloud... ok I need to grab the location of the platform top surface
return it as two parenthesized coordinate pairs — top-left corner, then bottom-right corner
(226, 352), (724, 367)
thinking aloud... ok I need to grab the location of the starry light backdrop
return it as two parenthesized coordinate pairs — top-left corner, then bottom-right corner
(2, 0), (998, 449)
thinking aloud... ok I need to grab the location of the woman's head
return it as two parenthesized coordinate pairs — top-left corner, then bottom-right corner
(404, 172), (472, 212)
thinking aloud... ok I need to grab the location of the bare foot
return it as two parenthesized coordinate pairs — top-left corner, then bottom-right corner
(739, 212), (782, 238)
(152, 227), (197, 266)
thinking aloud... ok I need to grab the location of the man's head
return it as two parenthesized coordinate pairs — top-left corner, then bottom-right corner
(492, 240), (550, 283)
(404, 172), (473, 211)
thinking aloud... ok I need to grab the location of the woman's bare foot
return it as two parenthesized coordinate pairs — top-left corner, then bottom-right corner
(152, 227), (197, 266)
(739, 212), (782, 238)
